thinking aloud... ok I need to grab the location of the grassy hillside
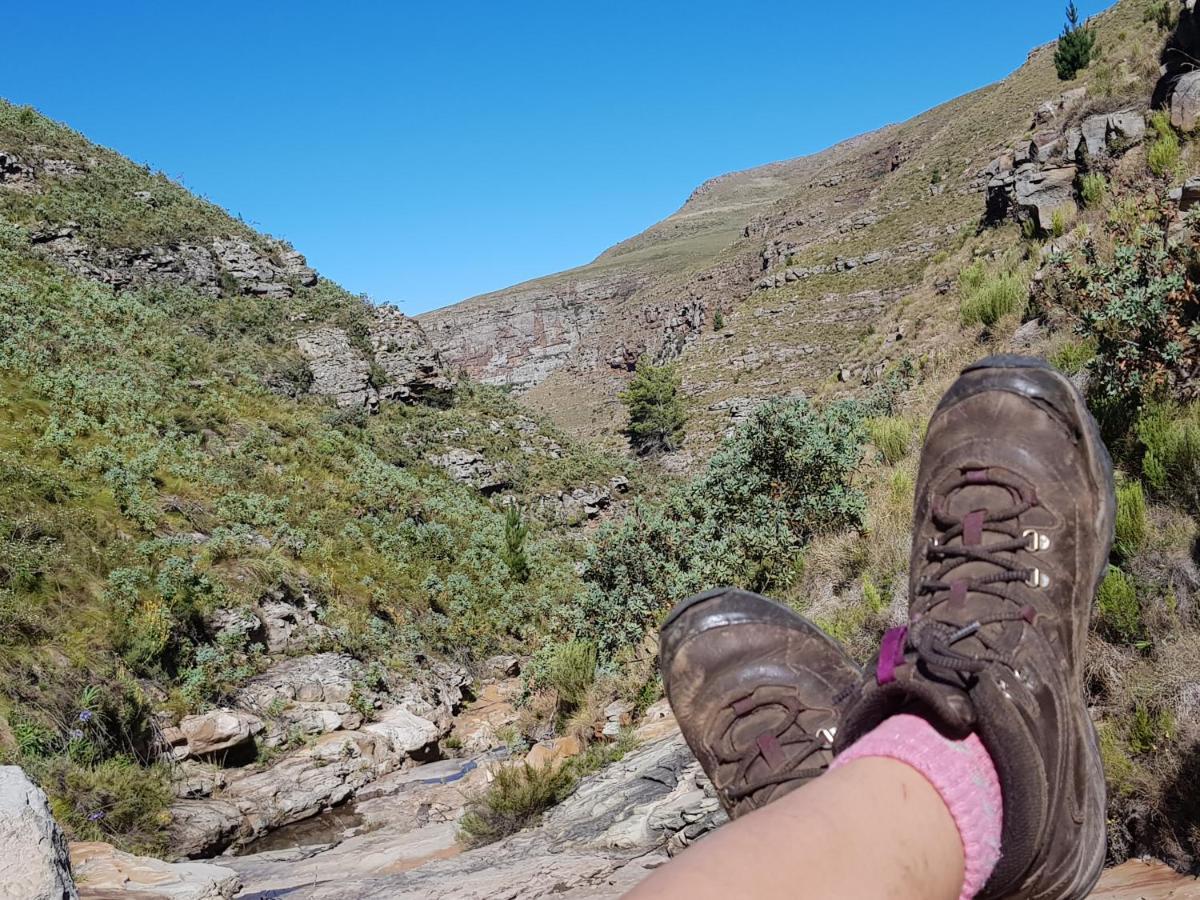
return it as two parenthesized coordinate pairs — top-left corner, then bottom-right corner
(0, 99), (632, 852)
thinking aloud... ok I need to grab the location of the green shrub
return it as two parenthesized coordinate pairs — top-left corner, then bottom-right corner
(1137, 403), (1200, 514)
(1147, 112), (1181, 178)
(543, 640), (597, 708)
(1113, 479), (1149, 561)
(458, 761), (577, 847)
(1146, 0), (1177, 29)
(500, 504), (530, 583)
(713, 309), (725, 332)
(1050, 339), (1095, 375)
(1041, 195), (1200, 408)
(620, 358), (687, 455)
(1054, 2), (1096, 80)
(577, 398), (866, 656)
(1079, 173), (1107, 207)
(866, 417), (912, 465)
(960, 270), (1027, 327)
(1050, 206), (1074, 238)
(1096, 566), (1141, 644)
(1129, 703), (1174, 754)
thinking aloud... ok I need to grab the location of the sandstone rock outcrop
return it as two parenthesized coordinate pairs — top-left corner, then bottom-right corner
(24, 220), (318, 301)
(166, 710), (264, 762)
(165, 655), (469, 857)
(0, 766), (78, 900)
(536, 476), (629, 525)
(430, 448), (510, 493)
(296, 327), (374, 407)
(297, 306), (451, 410)
(0, 150), (37, 192)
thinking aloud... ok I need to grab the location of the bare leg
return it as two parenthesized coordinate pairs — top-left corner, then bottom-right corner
(625, 757), (965, 900)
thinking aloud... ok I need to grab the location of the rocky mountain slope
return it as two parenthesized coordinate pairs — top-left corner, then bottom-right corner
(421, 0), (1167, 457)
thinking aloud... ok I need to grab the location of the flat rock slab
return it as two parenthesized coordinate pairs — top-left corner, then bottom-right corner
(1090, 860), (1200, 899)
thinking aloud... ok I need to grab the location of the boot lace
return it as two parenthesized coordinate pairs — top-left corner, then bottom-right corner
(894, 467), (1043, 680)
(714, 686), (837, 803)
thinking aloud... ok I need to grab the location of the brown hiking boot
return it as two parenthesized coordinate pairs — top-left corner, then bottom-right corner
(660, 587), (861, 818)
(835, 355), (1114, 899)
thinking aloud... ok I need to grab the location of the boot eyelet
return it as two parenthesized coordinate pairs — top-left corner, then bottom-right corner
(1023, 529), (1050, 552)
(1025, 567), (1050, 588)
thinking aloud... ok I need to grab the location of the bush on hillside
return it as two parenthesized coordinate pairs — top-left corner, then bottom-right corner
(576, 398), (866, 656)
(1147, 112), (1182, 179)
(1080, 172), (1107, 207)
(1114, 478), (1149, 561)
(866, 417), (912, 465)
(1040, 196), (1200, 410)
(501, 504), (530, 583)
(959, 262), (1027, 327)
(1097, 566), (1142, 645)
(527, 639), (597, 709)
(1136, 402), (1200, 515)
(1055, 2), (1095, 80)
(458, 761), (577, 847)
(620, 358), (687, 455)
(1147, 0), (1178, 29)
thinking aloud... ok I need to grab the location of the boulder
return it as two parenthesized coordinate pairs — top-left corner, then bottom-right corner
(451, 680), (521, 753)
(70, 841), (239, 899)
(167, 800), (245, 859)
(0, 766), (78, 899)
(222, 731), (397, 844)
(1172, 69), (1200, 132)
(177, 710), (263, 760)
(1170, 176), (1200, 212)
(1014, 165), (1078, 232)
(482, 655), (521, 678)
(234, 653), (370, 748)
(633, 698), (678, 742)
(430, 449), (509, 493)
(524, 735), (584, 770)
(364, 707), (440, 756)
(256, 586), (329, 654)
(1068, 110), (1145, 160)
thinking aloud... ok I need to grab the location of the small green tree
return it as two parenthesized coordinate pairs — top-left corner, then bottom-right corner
(620, 358), (687, 455)
(1055, 2), (1096, 81)
(500, 504), (530, 582)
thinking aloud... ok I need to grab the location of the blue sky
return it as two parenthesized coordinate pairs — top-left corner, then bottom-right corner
(2, 1), (1109, 314)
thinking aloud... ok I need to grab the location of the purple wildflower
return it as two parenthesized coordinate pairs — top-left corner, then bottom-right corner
(78, 710), (93, 723)
(87, 810), (105, 821)
(69, 729), (84, 741)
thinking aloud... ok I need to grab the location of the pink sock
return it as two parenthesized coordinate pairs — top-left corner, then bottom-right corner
(830, 714), (1002, 900)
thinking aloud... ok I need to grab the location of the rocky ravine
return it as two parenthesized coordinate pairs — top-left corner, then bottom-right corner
(7, 709), (1197, 899)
